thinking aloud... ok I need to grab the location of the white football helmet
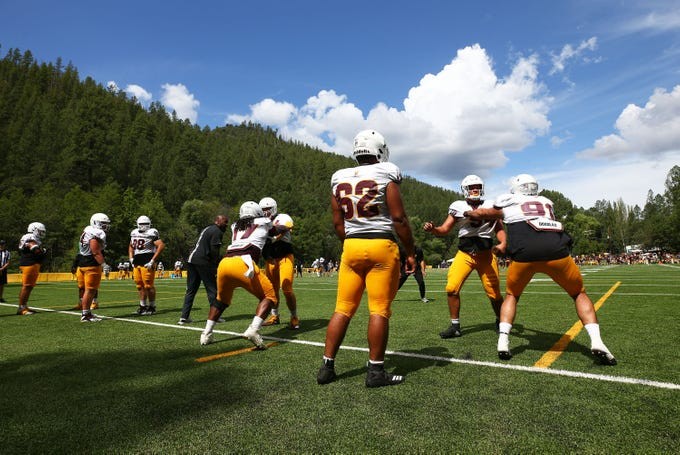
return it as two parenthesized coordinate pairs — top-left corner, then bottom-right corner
(239, 201), (263, 219)
(28, 222), (46, 240)
(353, 129), (389, 163)
(137, 215), (151, 232)
(461, 175), (484, 201)
(259, 197), (278, 218)
(90, 213), (111, 232)
(511, 174), (539, 196)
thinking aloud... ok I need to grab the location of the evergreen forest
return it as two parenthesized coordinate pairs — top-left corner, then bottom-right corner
(1, 47), (679, 271)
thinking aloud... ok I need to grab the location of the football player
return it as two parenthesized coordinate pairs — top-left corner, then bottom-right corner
(199, 201), (288, 349)
(17, 222), (48, 315)
(129, 215), (165, 315)
(259, 197), (300, 329)
(465, 174), (617, 365)
(317, 129), (416, 388)
(71, 253), (100, 310)
(423, 175), (506, 338)
(77, 213), (110, 322)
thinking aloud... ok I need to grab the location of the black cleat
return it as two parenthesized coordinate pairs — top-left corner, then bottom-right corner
(498, 350), (512, 360)
(592, 349), (617, 366)
(136, 306), (148, 315)
(143, 306), (156, 315)
(317, 364), (337, 385)
(439, 323), (462, 339)
(365, 364), (405, 388)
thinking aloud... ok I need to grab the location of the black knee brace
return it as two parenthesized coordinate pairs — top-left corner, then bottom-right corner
(211, 299), (229, 312)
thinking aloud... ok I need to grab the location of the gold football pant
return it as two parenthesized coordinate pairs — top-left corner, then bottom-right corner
(217, 257), (277, 305)
(335, 238), (400, 319)
(446, 249), (502, 300)
(265, 253), (295, 299)
(133, 265), (156, 290)
(506, 256), (584, 298)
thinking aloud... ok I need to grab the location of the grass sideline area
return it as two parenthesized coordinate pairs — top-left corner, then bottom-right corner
(1, 265), (678, 453)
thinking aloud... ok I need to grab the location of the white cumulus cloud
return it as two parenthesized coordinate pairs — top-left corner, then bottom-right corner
(578, 85), (680, 159)
(225, 44), (551, 184)
(125, 84), (152, 105)
(161, 83), (200, 123)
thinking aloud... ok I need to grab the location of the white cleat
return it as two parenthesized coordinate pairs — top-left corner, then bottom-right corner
(243, 326), (267, 350)
(200, 332), (214, 346)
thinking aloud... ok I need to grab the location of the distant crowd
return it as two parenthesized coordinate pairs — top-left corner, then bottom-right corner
(574, 252), (680, 265)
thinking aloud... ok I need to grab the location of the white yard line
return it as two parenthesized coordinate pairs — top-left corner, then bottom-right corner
(3, 302), (678, 391)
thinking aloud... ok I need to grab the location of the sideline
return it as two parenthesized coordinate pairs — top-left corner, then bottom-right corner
(1, 302), (677, 391)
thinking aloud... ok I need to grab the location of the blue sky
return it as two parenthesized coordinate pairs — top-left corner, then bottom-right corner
(3, 0), (680, 208)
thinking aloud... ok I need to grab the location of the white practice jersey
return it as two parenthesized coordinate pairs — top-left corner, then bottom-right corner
(19, 233), (42, 249)
(448, 199), (498, 238)
(79, 225), (107, 256)
(227, 217), (273, 256)
(493, 193), (563, 231)
(130, 228), (160, 256)
(331, 161), (402, 237)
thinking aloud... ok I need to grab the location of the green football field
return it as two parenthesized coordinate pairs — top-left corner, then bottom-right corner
(1, 264), (678, 453)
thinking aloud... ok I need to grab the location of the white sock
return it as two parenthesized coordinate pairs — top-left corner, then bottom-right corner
(250, 316), (264, 331)
(149, 301), (155, 307)
(139, 300), (146, 307)
(204, 319), (216, 334)
(450, 318), (460, 325)
(498, 322), (512, 334)
(270, 308), (279, 316)
(584, 323), (607, 349)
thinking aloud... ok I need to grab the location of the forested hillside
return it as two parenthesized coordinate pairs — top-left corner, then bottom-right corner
(1, 47), (678, 271)
(0, 48), (461, 270)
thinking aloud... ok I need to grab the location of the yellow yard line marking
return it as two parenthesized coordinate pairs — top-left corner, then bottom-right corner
(195, 342), (279, 363)
(534, 281), (620, 369)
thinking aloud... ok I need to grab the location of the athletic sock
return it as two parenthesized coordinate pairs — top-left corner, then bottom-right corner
(204, 319), (216, 333)
(250, 315), (264, 330)
(498, 322), (512, 334)
(584, 323), (607, 348)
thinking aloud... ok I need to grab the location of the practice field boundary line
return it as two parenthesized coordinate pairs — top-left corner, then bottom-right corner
(2, 303), (678, 391)
(533, 281), (620, 369)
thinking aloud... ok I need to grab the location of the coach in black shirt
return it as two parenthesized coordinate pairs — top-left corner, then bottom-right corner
(178, 215), (229, 324)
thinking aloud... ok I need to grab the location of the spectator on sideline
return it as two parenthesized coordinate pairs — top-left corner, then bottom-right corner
(178, 215), (228, 325)
(17, 223), (48, 315)
(317, 129), (416, 388)
(397, 245), (428, 302)
(423, 175), (506, 338)
(0, 240), (11, 303)
(465, 174), (616, 365)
